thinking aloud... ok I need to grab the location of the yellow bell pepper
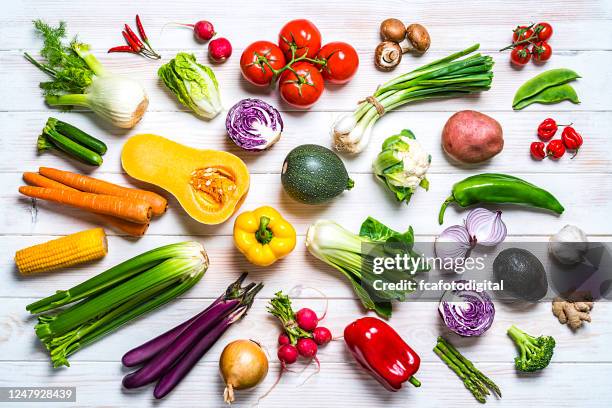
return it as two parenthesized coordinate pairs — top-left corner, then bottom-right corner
(233, 206), (297, 266)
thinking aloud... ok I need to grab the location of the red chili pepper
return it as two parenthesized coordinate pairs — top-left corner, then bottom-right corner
(136, 14), (149, 43)
(537, 118), (558, 141)
(122, 30), (142, 52)
(530, 141), (546, 160)
(108, 45), (136, 54)
(561, 126), (583, 158)
(547, 139), (566, 159)
(344, 317), (421, 391)
(125, 24), (144, 49)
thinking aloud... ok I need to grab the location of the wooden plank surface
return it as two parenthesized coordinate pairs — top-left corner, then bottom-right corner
(1, 0), (611, 407)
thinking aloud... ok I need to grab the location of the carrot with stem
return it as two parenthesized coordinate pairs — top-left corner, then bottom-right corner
(23, 172), (149, 236)
(19, 186), (152, 224)
(39, 167), (167, 216)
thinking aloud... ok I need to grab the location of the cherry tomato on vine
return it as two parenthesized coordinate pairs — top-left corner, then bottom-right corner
(510, 45), (531, 66)
(240, 41), (287, 86)
(535, 22), (553, 41)
(513, 25), (534, 42)
(316, 42), (359, 84)
(532, 41), (552, 63)
(278, 19), (322, 59)
(279, 62), (324, 108)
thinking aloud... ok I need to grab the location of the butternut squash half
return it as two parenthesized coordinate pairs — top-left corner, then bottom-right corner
(121, 134), (249, 225)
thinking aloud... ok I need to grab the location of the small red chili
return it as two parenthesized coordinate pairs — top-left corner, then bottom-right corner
(125, 24), (144, 49)
(546, 139), (566, 159)
(561, 126), (583, 158)
(537, 118), (558, 141)
(122, 31), (142, 52)
(136, 15), (149, 43)
(108, 45), (136, 54)
(530, 141), (546, 160)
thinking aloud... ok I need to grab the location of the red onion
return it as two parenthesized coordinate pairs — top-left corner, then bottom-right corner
(465, 208), (507, 246)
(434, 225), (474, 261)
(439, 280), (495, 337)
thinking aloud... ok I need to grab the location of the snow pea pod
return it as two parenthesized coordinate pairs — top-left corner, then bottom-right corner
(513, 83), (580, 110)
(512, 68), (580, 108)
(438, 173), (564, 224)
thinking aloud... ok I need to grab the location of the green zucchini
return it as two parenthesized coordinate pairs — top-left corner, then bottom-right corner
(281, 144), (354, 204)
(41, 129), (103, 166)
(47, 118), (107, 155)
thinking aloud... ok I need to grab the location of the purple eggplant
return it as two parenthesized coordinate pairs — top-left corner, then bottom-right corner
(121, 273), (249, 367)
(153, 307), (245, 399)
(122, 299), (240, 388)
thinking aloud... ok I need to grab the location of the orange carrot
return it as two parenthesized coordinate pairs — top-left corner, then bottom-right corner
(23, 173), (149, 237)
(39, 167), (168, 216)
(19, 186), (152, 224)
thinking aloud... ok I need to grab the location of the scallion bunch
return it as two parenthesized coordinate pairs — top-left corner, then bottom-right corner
(332, 44), (494, 153)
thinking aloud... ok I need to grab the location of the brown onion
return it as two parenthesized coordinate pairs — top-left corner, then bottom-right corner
(219, 339), (268, 404)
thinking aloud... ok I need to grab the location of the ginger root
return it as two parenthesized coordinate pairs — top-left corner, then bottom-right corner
(552, 295), (593, 330)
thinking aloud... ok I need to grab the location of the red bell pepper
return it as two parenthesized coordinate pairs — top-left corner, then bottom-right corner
(344, 317), (421, 391)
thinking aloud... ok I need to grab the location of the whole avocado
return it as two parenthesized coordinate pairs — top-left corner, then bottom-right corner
(281, 144), (354, 204)
(493, 248), (548, 301)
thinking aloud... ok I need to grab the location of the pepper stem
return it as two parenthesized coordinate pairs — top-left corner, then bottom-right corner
(408, 376), (421, 387)
(438, 195), (455, 225)
(255, 216), (274, 245)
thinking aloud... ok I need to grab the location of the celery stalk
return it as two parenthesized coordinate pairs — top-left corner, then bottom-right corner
(27, 242), (208, 368)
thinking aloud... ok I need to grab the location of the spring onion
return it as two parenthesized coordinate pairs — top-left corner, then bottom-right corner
(332, 44), (494, 153)
(24, 21), (148, 129)
(306, 217), (428, 318)
(26, 242), (208, 368)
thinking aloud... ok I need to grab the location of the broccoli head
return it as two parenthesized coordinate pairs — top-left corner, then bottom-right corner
(507, 325), (556, 372)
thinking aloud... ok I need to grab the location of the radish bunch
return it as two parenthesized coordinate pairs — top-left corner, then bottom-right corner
(268, 292), (332, 367)
(163, 20), (232, 63)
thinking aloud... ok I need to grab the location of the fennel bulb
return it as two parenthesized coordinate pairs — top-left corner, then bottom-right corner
(25, 21), (148, 129)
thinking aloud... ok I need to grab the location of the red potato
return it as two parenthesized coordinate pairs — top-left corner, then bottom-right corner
(441, 110), (504, 164)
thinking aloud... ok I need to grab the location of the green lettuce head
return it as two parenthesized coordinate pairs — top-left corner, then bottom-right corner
(158, 53), (222, 119)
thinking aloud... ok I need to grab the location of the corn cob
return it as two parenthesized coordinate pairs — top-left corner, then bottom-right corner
(15, 228), (108, 275)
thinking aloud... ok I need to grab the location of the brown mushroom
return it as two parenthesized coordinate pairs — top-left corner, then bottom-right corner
(380, 18), (406, 43)
(374, 41), (402, 71)
(404, 24), (431, 54)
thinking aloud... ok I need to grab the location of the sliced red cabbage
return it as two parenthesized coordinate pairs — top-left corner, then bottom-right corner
(438, 280), (495, 337)
(226, 98), (283, 150)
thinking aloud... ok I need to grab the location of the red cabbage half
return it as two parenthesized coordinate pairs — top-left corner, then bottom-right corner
(438, 280), (495, 337)
(226, 98), (283, 150)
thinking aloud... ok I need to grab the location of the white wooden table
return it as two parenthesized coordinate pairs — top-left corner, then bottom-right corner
(1, 0), (611, 406)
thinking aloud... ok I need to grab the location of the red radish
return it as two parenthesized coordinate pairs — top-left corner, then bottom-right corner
(277, 344), (298, 364)
(296, 338), (318, 358)
(209, 37), (232, 62)
(278, 333), (290, 346)
(164, 20), (215, 42)
(296, 308), (319, 331)
(312, 327), (332, 345)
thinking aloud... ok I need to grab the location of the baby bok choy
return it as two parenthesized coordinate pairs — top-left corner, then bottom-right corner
(306, 217), (429, 318)
(26, 242), (208, 368)
(121, 273), (263, 399)
(24, 21), (148, 129)
(332, 44), (494, 153)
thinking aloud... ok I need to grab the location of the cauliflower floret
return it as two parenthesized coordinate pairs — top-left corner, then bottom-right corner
(389, 139), (431, 188)
(372, 130), (431, 204)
